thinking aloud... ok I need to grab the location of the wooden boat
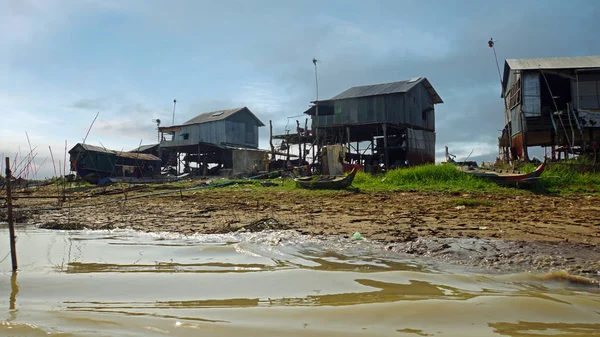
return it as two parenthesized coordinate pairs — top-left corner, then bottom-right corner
(458, 162), (545, 185)
(294, 168), (357, 190)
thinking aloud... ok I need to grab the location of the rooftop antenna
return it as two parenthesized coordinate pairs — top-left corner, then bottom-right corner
(172, 99), (177, 125)
(488, 38), (508, 110)
(152, 119), (161, 143)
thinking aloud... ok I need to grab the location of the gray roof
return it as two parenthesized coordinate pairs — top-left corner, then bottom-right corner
(324, 77), (443, 104)
(505, 56), (600, 71)
(130, 144), (159, 153)
(71, 143), (113, 154)
(183, 107), (265, 127)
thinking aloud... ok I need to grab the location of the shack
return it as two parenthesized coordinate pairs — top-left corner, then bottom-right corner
(158, 107), (266, 175)
(305, 78), (443, 169)
(500, 56), (600, 161)
(69, 143), (161, 183)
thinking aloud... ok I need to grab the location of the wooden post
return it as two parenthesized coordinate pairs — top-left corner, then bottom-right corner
(382, 124), (389, 168)
(269, 120), (275, 160)
(5, 157), (18, 272)
(297, 120), (302, 165)
(346, 126), (351, 156)
(303, 119), (308, 162)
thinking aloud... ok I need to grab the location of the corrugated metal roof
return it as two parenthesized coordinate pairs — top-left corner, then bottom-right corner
(183, 107), (265, 126)
(326, 78), (443, 104)
(72, 143), (113, 154)
(506, 56), (600, 70)
(70, 143), (160, 161)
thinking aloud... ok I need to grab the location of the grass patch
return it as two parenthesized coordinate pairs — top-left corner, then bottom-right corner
(450, 198), (493, 207)
(352, 164), (514, 193)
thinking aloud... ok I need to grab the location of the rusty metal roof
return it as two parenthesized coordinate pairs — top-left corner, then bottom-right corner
(324, 78), (443, 104)
(182, 107), (265, 127)
(506, 56), (600, 70)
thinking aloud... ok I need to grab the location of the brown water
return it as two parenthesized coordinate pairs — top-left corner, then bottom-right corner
(1, 226), (599, 337)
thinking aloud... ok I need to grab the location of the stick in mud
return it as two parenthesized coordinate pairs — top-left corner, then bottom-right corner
(5, 157), (18, 272)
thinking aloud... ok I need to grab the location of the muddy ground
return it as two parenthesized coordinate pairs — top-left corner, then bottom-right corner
(3, 184), (600, 283)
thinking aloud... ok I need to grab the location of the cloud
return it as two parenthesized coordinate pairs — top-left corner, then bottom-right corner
(70, 98), (109, 111)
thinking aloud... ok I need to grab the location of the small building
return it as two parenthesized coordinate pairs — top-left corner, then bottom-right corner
(500, 56), (600, 161)
(305, 77), (443, 168)
(158, 107), (266, 175)
(69, 143), (161, 183)
(159, 107), (264, 150)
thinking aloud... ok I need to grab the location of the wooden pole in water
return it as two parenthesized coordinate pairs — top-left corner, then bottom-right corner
(5, 157), (18, 272)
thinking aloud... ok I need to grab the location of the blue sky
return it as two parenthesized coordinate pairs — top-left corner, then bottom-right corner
(1, 0), (599, 178)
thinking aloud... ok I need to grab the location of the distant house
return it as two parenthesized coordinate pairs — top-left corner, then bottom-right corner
(158, 107), (267, 176)
(305, 77), (443, 167)
(500, 56), (600, 161)
(159, 107), (264, 150)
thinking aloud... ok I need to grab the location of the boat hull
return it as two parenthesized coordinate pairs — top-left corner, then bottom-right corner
(460, 163), (545, 185)
(294, 168), (357, 190)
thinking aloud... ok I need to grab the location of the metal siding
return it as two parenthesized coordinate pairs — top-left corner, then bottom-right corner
(319, 90), (432, 130)
(522, 73), (541, 117)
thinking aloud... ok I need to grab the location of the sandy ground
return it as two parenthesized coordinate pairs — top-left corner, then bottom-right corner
(3, 184), (600, 282)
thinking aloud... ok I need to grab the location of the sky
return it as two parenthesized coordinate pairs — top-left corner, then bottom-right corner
(1, 0), (599, 178)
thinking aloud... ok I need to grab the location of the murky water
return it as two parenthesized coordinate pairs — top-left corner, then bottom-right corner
(1, 226), (599, 337)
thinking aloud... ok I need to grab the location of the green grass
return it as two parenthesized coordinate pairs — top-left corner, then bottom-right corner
(531, 164), (600, 194)
(352, 164), (513, 193)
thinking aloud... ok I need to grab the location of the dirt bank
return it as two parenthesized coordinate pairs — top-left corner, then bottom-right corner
(6, 186), (600, 281)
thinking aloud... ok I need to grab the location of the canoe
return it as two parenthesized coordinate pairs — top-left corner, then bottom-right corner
(458, 162), (545, 185)
(294, 168), (357, 190)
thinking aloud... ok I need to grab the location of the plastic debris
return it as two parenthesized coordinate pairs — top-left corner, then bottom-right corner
(351, 232), (364, 241)
(454, 205), (466, 210)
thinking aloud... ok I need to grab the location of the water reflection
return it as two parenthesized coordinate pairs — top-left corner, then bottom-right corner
(9, 272), (18, 310)
(489, 321), (600, 336)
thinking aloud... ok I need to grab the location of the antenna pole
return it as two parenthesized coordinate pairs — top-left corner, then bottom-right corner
(172, 99), (177, 125)
(489, 38), (507, 110)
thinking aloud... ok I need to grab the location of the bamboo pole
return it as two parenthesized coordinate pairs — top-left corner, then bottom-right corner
(5, 157), (18, 272)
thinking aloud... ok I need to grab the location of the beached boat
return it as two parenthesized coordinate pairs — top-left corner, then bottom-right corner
(458, 162), (545, 185)
(294, 168), (357, 190)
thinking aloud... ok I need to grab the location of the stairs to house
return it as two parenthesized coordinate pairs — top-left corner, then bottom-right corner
(550, 108), (585, 148)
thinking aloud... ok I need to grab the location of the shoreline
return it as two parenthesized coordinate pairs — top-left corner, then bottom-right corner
(3, 186), (600, 283)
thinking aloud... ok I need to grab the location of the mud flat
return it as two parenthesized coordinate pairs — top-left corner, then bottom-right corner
(6, 186), (600, 282)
